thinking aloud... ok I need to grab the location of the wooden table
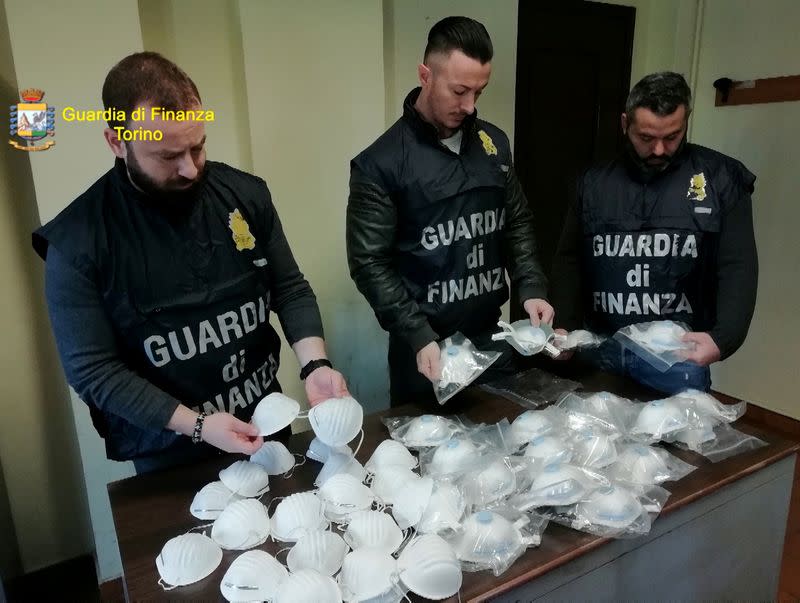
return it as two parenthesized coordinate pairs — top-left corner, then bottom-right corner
(108, 369), (798, 602)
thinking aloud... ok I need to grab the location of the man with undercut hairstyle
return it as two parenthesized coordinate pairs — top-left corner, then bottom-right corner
(551, 71), (758, 394)
(347, 16), (552, 406)
(33, 52), (348, 473)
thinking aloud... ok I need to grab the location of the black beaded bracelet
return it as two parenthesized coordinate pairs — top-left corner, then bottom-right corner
(191, 411), (208, 444)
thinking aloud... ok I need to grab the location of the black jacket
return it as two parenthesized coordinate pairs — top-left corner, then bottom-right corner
(347, 88), (547, 352)
(33, 160), (322, 460)
(551, 143), (758, 359)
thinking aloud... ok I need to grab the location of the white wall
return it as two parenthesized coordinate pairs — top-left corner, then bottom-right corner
(691, 0), (800, 419)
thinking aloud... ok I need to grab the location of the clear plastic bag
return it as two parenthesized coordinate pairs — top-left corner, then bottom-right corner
(605, 443), (696, 485)
(510, 463), (609, 510)
(446, 506), (545, 576)
(672, 423), (767, 461)
(613, 320), (695, 372)
(383, 415), (465, 449)
(671, 389), (747, 424)
(556, 391), (637, 437)
(459, 455), (527, 510)
(553, 329), (606, 351)
(480, 367), (581, 410)
(567, 428), (620, 469)
(543, 482), (671, 538)
(491, 320), (561, 357)
(435, 333), (500, 404)
(507, 406), (567, 450)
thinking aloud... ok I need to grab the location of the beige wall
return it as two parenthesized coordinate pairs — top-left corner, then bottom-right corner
(692, 0), (800, 419)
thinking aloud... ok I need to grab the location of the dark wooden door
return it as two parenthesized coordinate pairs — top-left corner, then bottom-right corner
(512, 0), (635, 316)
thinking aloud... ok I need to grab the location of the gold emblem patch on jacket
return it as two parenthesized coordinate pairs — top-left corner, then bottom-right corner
(687, 173), (707, 201)
(478, 130), (497, 156)
(228, 208), (255, 251)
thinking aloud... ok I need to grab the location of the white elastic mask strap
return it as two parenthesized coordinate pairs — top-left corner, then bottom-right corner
(157, 577), (178, 591)
(284, 454), (306, 479)
(353, 429), (365, 456)
(275, 545), (291, 564)
(267, 495), (285, 515)
(188, 522), (212, 535)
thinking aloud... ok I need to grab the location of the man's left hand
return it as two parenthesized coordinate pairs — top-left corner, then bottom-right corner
(523, 298), (554, 327)
(681, 331), (721, 366)
(304, 366), (350, 406)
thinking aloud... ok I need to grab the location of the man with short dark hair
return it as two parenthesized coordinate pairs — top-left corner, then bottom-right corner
(34, 52), (348, 473)
(551, 71), (758, 394)
(347, 17), (552, 406)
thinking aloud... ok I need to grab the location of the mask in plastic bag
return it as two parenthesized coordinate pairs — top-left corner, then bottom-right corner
(318, 473), (376, 522)
(451, 510), (537, 574)
(250, 440), (299, 476)
(557, 391), (633, 435)
(461, 457), (520, 508)
(252, 392), (302, 436)
(631, 399), (689, 441)
(613, 320), (694, 371)
(221, 549), (287, 602)
(397, 415), (462, 448)
(609, 444), (695, 485)
(391, 475), (434, 529)
(491, 320), (560, 357)
(218, 460), (270, 497)
(156, 533), (222, 590)
(523, 435), (572, 466)
(190, 481), (242, 520)
(368, 465), (420, 505)
(287, 530), (349, 576)
(365, 439), (418, 473)
(308, 396), (363, 448)
(338, 547), (400, 602)
(575, 485), (644, 529)
(397, 533), (462, 601)
(435, 333), (501, 404)
(570, 430), (618, 469)
(343, 510), (405, 554)
(314, 450), (367, 488)
(515, 463), (597, 509)
(273, 568), (343, 603)
(306, 437), (351, 463)
(553, 329), (605, 351)
(509, 409), (557, 449)
(417, 481), (467, 534)
(211, 498), (271, 550)
(427, 437), (480, 476)
(676, 389), (746, 423)
(667, 420), (717, 450)
(271, 492), (328, 542)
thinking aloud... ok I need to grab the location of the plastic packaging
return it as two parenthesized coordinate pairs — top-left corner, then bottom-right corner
(459, 455), (523, 509)
(613, 320), (695, 372)
(447, 507), (544, 576)
(434, 333), (500, 404)
(508, 407), (566, 450)
(630, 398), (691, 442)
(553, 329), (606, 351)
(568, 429), (619, 469)
(606, 443), (696, 485)
(480, 367), (581, 409)
(556, 391), (636, 436)
(491, 320), (561, 357)
(672, 423), (767, 461)
(511, 463), (608, 510)
(383, 414), (463, 449)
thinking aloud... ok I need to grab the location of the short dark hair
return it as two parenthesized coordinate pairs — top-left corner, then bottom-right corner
(625, 71), (692, 119)
(102, 51), (201, 129)
(424, 16), (493, 64)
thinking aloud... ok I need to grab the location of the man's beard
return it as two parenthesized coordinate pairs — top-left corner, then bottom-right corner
(624, 134), (686, 179)
(125, 146), (205, 205)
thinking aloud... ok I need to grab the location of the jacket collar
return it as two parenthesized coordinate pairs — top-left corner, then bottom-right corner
(402, 87), (478, 149)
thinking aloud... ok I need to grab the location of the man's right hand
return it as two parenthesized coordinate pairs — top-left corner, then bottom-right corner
(201, 412), (263, 455)
(416, 341), (441, 382)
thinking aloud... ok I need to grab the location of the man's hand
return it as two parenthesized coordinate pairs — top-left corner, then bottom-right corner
(681, 331), (721, 366)
(304, 366), (350, 407)
(201, 412), (263, 455)
(416, 340), (441, 382)
(523, 298), (554, 327)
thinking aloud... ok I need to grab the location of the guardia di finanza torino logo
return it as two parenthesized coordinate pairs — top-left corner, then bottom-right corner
(9, 88), (55, 151)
